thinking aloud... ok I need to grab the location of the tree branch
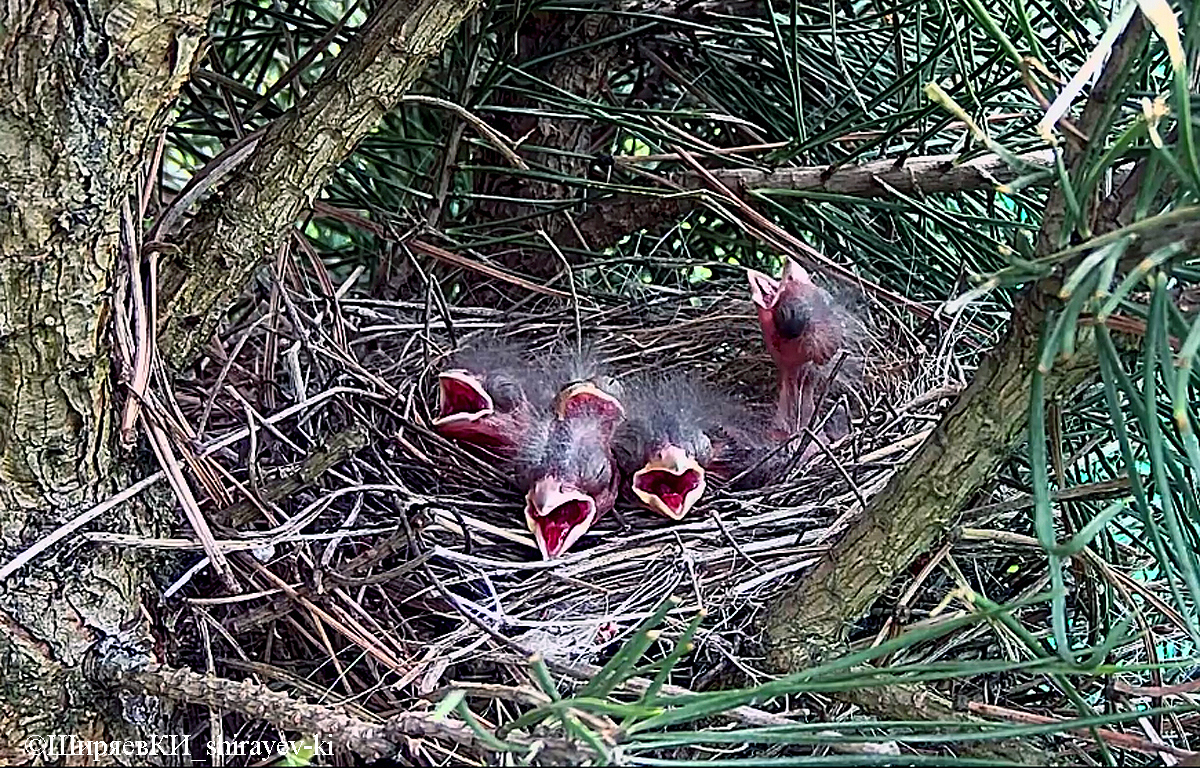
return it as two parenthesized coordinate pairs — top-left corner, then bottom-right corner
(157, 0), (480, 367)
(762, 15), (1149, 668)
(99, 661), (588, 762)
(831, 685), (1057, 765)
(572, 149), (1054, 250)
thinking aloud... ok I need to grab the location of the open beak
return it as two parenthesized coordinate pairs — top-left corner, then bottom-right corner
(780, 256), (811, 288)
(747, 268), (780, 310)
(748, 258), (811, 310)
(631, 445), (707, 521)
(524, 477), (599, 559)
(433, 370), (494, 427)
(555, 381), (625, 422)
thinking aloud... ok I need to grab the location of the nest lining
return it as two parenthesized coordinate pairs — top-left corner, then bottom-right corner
(163, 267), (980, 712)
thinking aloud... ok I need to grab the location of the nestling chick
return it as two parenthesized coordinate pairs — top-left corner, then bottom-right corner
(615, 372), (792, 520)
(517, 380), (626, 559)
(433, 340), (554, 455)
(747, 257), (847, 434)
(615, 373), (720, 520)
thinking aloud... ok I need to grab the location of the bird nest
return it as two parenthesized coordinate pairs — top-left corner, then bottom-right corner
(163, 251), (968, 722)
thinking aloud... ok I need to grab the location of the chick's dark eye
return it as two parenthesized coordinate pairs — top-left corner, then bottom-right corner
(775, 300), (811, 340)
(489, 377), (522, 412)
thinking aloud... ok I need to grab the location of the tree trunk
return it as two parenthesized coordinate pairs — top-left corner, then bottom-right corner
(2, 0), (481, 745)
(469, 11), (630, 276)
(0, 0), (210, 743)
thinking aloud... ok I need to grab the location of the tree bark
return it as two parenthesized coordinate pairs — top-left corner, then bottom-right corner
(1, 0), (479, 744)
(0, 0), (210, 742)
(156, 0), (481, 367)
(468, 10), (631, 276)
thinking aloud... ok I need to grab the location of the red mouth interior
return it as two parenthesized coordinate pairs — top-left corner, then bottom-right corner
(439, 377), (489, 418)
(534, 499), (593, 556)
(560, 389), (622, 421)
(635, 468), (703, 516)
